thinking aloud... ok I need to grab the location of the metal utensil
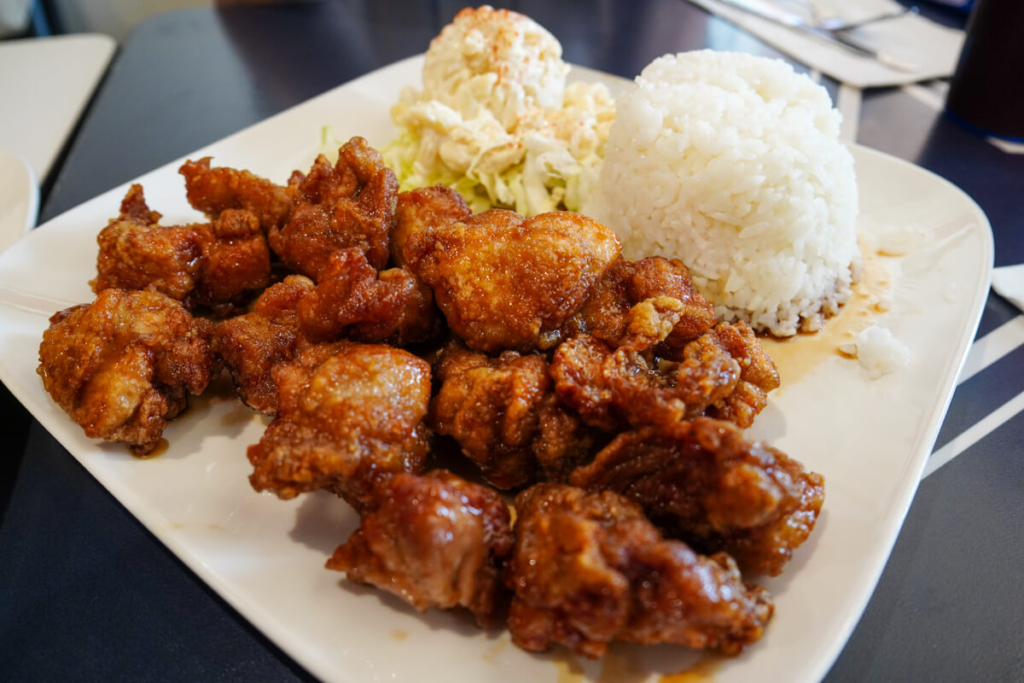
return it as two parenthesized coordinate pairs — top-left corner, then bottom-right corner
(814, 5), (917, 32)
(717, 0), (921, 72)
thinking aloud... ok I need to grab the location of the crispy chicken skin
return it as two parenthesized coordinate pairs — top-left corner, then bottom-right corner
(247, 343), (431, 509)
(561, 256), (717, 347)
(37, 289), (215, 455)
(179, 157), (295, 233)
(404, 209), (621, 353)
(431, 341), (594, 489)
(93, 185), (271, 310)
(391, 186), (471, 267)
(269, 137), (398, 279)
(212, 276), (315, 414)
(297, 248), (440, 346)
(571, 418), (825, 577)
(506, 484), (774, 658)
(327, 470), (513, 627)
(552, 298), (777, 431)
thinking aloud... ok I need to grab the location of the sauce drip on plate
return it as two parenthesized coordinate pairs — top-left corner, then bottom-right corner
(658, 656), (721, 682)
(134, 437), (169, 459)
(762, 246), (894, 387)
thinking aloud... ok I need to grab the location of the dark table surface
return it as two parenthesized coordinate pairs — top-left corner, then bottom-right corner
(2, 1), (1023, 681)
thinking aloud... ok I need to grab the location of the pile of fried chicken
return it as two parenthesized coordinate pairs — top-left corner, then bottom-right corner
(38, 136), (824, 660)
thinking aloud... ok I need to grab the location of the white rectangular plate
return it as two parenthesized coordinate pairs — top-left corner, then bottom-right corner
(0, 56), (993, 683)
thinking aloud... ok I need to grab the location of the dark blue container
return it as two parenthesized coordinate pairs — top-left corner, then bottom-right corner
(945, 0), (1024, 141)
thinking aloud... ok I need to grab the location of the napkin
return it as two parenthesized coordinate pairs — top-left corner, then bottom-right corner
(686, 0), (965, 87)
(992, 265), (1024, 312)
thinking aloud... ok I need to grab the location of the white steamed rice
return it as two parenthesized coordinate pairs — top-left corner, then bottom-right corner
(595, 50), (860, 337)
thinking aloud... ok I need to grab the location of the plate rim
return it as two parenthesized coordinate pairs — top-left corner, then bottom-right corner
(805, 142), (994, 681)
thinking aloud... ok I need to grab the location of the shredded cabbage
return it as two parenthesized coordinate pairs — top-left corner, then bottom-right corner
(378, 129), (602, 216)
(320, 80), (612, 217)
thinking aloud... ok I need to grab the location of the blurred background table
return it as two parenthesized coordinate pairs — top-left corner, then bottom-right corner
(1, 2), (1022, 681)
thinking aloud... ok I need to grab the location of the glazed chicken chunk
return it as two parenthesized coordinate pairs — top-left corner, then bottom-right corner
(431, 341), (594, 489)
(391, 186), (471, 268)
(404, 209), (621, 353)
(297, 248), (440, 346)
(327, 470), (514, 627)
(37, 289), (216, 455)
(552, 297), (778, 431)
(247, 343), (431, 509)
(179, 156), (295, 233)
(269, 137), (398, 279)
(571, 418), (825, 576)
(92, 184), (203, 301)
(212, 275), (315, 414)
(92, 185), (271, 310)
(191, 208), (273, 309)
(683, 320), (781, 428)
(560, 256), (717, 347)
(506, 484), (773, 658)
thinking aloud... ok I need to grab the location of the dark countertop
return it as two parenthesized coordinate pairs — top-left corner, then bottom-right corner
(2, 2), (1022, 681)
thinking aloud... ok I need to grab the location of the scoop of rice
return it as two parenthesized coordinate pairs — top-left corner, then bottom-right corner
(596, 51), (860, 337)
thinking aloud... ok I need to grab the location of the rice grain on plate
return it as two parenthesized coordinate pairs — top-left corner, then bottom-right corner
(840, 325), (911, 379)
(596, 51), (860, 337)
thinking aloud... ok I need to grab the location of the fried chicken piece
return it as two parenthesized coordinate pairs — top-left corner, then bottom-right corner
(432, 342), (544, 488)
(119, 180), (163, 224)
(532, 393), (598, 484)
(179, 157), (294, 233)
(431, 341), (594, 489)
(391, 186), (471, 267)
(605, 298), (744, 426)
(269, 138), (397, 279)
(561, 256), (717, 347)
(327, 470), (513, 627)
(551, 298), (738, 430)
(212, 275), (315, 414)
(682, 320), (780, 428)
(552, 297), (777, 431)
(37, 289), (216, 455)
(631, 257), (720, 346)
(92, 185), (204, 300)
(571, 418), (825, 577)
(191, 209), (272, 307)
(93, 186), (272, 311)
(507, 484), (773, 658)
(548, 335), (618, 430)
(404, 209), (621, 353)
(247, 343), (431, 509)
(297, 248), (440, 346)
